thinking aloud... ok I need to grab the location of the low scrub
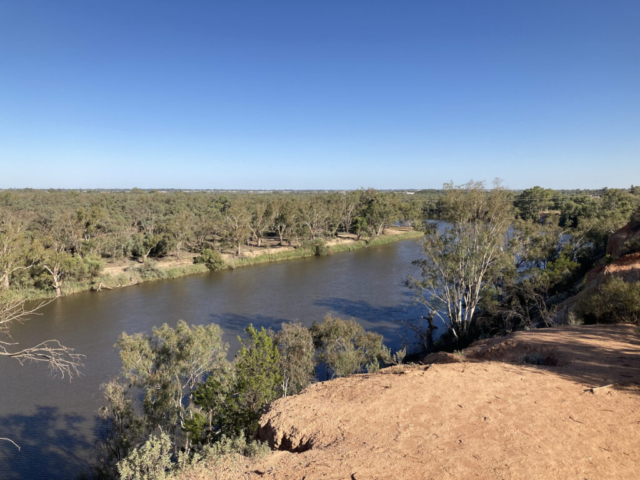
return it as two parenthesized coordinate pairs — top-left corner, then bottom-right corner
(577, 277), (640, 324)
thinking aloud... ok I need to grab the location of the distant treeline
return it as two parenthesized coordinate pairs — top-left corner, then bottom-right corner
(0, 185), (639, 297)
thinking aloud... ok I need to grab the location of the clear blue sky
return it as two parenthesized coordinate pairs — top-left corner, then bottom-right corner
(0, 1), (638, 190)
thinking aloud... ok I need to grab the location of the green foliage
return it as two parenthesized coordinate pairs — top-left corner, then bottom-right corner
(408, 181), (514, 343)
(117, 432), (172, 480)
(349, 216), (368, 240)
(194, 248), (226, 271)
(577, 277), (640, 324)
(234, 325), (282, 436)
(131, 260), (164, 280)
(6, 186), (635, 305)
(183, 371), (237, 445)
(310, 314), (390, 378)
(97, 380), (147, 477)
(274, 322), (316, 396)
(304, 238), (329, 257)
(116, 320), (230, 434)
(515, 186), (554, 221)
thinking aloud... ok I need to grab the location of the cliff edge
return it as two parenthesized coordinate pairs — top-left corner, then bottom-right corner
(251, 324), (640, 479)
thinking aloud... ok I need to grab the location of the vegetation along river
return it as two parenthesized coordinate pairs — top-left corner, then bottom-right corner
(0, 238), (424, 480)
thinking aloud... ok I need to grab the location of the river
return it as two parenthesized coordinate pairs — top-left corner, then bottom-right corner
(0, 238), (425, 479)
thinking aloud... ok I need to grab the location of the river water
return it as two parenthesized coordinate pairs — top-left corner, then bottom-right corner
(0, 239), (425, 479)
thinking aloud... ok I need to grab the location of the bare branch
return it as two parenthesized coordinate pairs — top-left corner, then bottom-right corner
(0, 437), (20, 450)
(0, 297), (84, 379)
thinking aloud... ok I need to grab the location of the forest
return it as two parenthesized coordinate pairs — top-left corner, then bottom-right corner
(1, 185), (638, 302)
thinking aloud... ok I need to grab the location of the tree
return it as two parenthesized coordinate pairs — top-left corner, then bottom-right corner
(234, 325), (282, 437)
(166, 209), (194, 259)
(340, 191), (361, 235)
(115, 321), (230, 450)
(310, 314), (389, 378)
(298, 197), (328, 239)
(97, 379), (147, 477)
(223, 201), (251, 256)
(248, 201), (273, 247)
(0, 212), (32, 290)
(350, 217), (368, 240)
(194, 248), (226, 271)
(406, 181), (514, 344)
(182, 370), (237, 445)
(272, 198), (295, 246)
(273, 322), (315, 397)
(515, 186), (554, 221)
(364, 191), (396, 236)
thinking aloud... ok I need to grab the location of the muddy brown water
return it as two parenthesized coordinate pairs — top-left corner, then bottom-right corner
(0, 239), (425, 479)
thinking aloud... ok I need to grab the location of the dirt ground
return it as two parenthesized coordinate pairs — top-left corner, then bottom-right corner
(247, 324), (640, 480)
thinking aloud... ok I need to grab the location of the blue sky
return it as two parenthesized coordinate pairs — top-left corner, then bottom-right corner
(0, 1), (638, 190)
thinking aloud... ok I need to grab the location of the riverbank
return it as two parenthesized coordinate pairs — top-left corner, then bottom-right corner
(4, 228), (423, 303)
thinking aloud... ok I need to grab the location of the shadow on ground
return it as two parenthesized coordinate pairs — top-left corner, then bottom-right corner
(463, 324), (640, 392)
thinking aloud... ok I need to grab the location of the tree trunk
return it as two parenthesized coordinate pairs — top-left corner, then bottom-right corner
(53, 276), (62, 297)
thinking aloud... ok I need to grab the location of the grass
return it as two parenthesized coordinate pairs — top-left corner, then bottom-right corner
(6, 230), (423, 302)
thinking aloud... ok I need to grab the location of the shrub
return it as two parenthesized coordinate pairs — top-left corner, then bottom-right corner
(274, 322), (316, 396)
(194, 248), (226, 271)
(310, 314), (390, 378)
(234, 325), (282, 437)
(117, 432), (172, 480)
(131, 260), (164, 280)
(577, 277), (640, 324)
(303, 238), (329, 257)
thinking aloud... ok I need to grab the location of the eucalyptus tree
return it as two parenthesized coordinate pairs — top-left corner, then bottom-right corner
(298, 196), (329, 239)
(166, 209), (194, 258)
(248, 200), (273, 247)
(0, 211), (32, 290)
(325, 193), (344, 237)
(114, 321), (230, 452)
(407, 181), (514, 344)
(223, 199), (251, 256)
(272, 197), (296, 245)
(515, 186), (555, 221)
(350, 216), (368, 240)
(310, 314), (390, 378)
(273, 322), (315, 397)
(363, 191), (397, 236)
(339, 190), (361, 235)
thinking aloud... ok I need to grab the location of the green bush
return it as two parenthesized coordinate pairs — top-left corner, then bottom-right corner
(194, 248), (226, 271)
(131, 260), (163, 280)
(303, 238), (329, 257)
(117, 432), (172, 480)
(310, 314), (390, 378)
(274, 322), (316, 396)
(234, 325), (282, 437)
(577, 277), (640, 324)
